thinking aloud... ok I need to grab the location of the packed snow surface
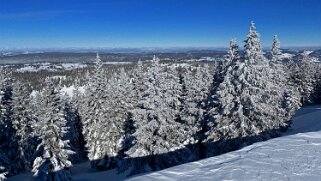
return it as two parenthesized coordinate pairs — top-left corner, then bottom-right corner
(128, 105), (321, 181)
(7, 105), (321, 181)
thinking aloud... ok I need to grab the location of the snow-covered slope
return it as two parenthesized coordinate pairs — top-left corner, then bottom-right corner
(127, 105), (321, 181)
(7, 105), (321, 181)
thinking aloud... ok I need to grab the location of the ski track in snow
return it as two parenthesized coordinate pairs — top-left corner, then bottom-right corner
(7, 106), (321, 181)
(127, 106), (321, 181)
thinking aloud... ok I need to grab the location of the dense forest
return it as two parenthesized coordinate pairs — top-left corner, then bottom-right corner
(1, 22), (321, 181)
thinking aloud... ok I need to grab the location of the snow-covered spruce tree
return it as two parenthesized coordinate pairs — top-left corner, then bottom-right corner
(205, 32), (298, 156)
(82, 52), (112, 169)
(268, 60), (301, 129)
(89, 67), (134, 170)
(0, 71), (23, 176)
(311, 63), (321, 103)
(271, 35), (281, 61)
(117, 61), (145, 172)
(82, 52), (104, 137)
(32, 79), (74, 181)
(211, 38), (240, 108)
(224, 38), (240, 67)
(62, 95), (85, 163)
(68, 82), (86, 161)
(269, 38), (301, 121)
(288, 51), (316, 104)
(29, 90), (44, 140)
(0, 75), (8, 180)
(12, 82), (37, 171)
(178, 64), (212, 160)
(126, 60), (187, 175)
(0, 165), (7, 181)
(244, 21), (264, 63)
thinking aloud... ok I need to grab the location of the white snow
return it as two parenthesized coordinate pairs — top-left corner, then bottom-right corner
(16, 63), (88, 72)
(60, 85), (85, 98)
(7, 105), (321, 181)
(7, 162), (129, 181)
(279, 53), (295, 60)
(30, 85), (85, 99)
(16, 64), (56, 72)
(60, 85), (75, 97)
(102, 62), (132, 65)
(305, 51), (314, 55)
(16, 62), (132, 72)
(127, 105), (321, 181)
(310, 57), (320, 63)
(16, 66), (38, 72)
(61, 63), (88, 69)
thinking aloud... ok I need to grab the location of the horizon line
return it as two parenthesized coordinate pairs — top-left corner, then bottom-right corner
(1, 45), (321, 51)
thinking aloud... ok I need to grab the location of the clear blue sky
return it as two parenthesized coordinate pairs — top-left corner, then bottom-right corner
(0, 0), (321, 49)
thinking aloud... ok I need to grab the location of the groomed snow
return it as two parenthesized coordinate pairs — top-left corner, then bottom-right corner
(7, 105), (321, 181)
(127, 105), (321, 181)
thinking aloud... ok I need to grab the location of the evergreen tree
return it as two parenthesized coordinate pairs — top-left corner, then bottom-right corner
(117, 61), (145, 172)
(0, 71), (10, 180)
(90, 67), (133, 170)
(244, 21), (264, 63)
(180, 64), (212, 160)
(224, 38), (240, 67)
(69, 83), (86, 161)
(271, 35), (281, 61)
(311, 64), (321, 103)
(32, 80), (74, 181)
(12, 82), (36, 171)
(0, 165), (6, 181)
(63, 97), (85, 163)
(0, 71), (23, 176)
(82, 52), (112, 169)
(289, 51), (316, 104)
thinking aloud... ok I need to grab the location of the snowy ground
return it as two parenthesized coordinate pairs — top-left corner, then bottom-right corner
(7, 162), (129, 181)
(128, 105), (321, 181)
(8, 105), (321, 181)
(15, 62), (133, 72)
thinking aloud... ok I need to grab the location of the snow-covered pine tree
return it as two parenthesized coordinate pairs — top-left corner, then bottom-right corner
(82, 52), (112, 169)
(244, 21), (264, 63)
(268, 59), (301, 130)
(126, 60), (187, 175)
(0, 68), (10, 181)
(82, 53), (104, 139)
(211, 38), (240, 110)
(289, 51), (316, 104)
(117, 61), (145, 172)
(0, 165), (7, 181)
(89, 67), (133, 170)
(32, 79), (74, 181)
(179, 64), (212, 160)
(29, 90), (44, 140)
(63, 95), (85, 163)
(311, 63), (321, 103)
(12, 82), (37, 171)
(69, 81), (86, 161)
(224, 39), (240, 67)
(271, 35), (281, 61)
(0, 70), (23, 176)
